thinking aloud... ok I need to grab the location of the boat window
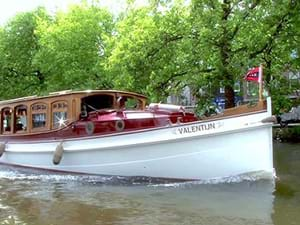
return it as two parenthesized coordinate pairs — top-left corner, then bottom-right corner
(1, 107), (12, 132)
(31, 103), (47, 129)
(15, 105), (27, 132)
(117, 96), (143, 110)
(120, 97), (143, 110)
(81, 95), (114, 114)
(52, 101), (68, 129)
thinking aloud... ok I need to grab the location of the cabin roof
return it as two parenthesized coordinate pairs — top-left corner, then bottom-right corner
(0, 90), (147, 106)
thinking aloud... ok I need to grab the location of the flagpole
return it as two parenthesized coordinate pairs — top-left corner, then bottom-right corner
(258, 64), (263, 101)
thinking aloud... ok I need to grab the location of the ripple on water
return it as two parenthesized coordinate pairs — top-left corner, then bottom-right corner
(0, 164), (276, 225)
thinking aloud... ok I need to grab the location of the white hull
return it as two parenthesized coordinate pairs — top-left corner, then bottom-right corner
(0, 99), (274, 180)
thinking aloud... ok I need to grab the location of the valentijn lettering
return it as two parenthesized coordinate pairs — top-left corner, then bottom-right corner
(177, 123), (216, 134)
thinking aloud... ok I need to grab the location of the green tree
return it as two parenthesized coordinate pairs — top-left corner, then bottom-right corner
(0, 0), (299, 114)
(189, 0), (300, 109)
(109, 0), (300, 109)
(34, 3), (114, 92)
(109, 1), (192, 101)
(0, 7), (51, 99)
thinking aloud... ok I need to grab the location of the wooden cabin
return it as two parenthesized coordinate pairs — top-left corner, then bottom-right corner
(0, 90), (147, 137)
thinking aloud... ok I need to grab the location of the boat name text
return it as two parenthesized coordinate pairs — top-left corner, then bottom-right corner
(177, 122), (216, 135)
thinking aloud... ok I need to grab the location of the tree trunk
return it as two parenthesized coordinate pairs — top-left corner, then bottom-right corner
(225, 85), (235, 108)
(220, 1), (235, 109)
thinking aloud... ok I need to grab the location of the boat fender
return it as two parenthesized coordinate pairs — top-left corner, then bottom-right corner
(85, 121), (95, 135)
(53, 142), (64, 165)
(115, 119), (125, 131)
(261, 116), (277, 124)
(0, 143), (5, 157)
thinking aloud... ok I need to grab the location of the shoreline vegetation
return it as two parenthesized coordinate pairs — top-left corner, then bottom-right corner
(274, 126), (300, 142)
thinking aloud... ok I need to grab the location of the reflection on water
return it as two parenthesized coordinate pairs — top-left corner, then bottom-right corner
(0, 168), (275, 225)
(273, 142), (300, 225)
(0, 141), (299, 225)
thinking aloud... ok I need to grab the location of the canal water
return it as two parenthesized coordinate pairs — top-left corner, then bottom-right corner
(0, 142), (299, 225)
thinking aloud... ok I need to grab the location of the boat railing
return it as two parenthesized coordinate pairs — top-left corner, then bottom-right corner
(0, 95), (38, 105)
(49, 90), (72, 95)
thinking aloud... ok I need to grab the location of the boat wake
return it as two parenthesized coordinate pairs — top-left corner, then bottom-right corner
(152, 171), (275, 188)
(0, 164), (275, 186)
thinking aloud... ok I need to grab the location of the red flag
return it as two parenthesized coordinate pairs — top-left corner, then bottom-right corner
(245, 66), (262, 83)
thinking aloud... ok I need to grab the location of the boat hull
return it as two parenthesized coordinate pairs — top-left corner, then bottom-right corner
(0, 106), (274, 181)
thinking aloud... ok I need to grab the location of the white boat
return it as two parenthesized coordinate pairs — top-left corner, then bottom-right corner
(0, 90), (275, 181)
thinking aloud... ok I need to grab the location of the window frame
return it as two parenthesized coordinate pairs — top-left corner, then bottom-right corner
(14, 104), (28, 133)
(51, 100), (68, 129)
(31, 102), (48, 131)
(1, 107), (13, 134)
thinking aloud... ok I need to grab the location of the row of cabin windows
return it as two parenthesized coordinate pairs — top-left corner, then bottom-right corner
(1, 101), (68, 134)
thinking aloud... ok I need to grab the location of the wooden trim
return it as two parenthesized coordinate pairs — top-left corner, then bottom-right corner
(0, 90), (147, 106)
(1, 107), (13, 134)
(209, 100), (267, 119)
(13, 104), (28, 134)
(72, 98), (77, 122)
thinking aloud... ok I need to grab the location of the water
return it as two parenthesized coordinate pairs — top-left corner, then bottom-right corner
(0, 142), (299, 225)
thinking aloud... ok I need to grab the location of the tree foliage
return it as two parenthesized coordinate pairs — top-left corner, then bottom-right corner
(0, 7), (50, 98)
(108, 1), (192, 101)
(0, 0), (299, 113)
(34, 3), (114, 92)
(189, 0), (300, 109)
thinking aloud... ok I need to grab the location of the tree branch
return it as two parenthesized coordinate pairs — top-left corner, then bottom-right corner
(249, 13), (290, 59)
(147, 33), (183, 59)
(229, 0), (261, 41)
(157, 71), (189, 90)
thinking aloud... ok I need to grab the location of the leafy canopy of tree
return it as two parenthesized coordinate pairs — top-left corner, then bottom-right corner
(34, 3), (114, 92)
(0, 7), (50, 98)
(0, 0), (299, 113)
(108, 1), (192, 101)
